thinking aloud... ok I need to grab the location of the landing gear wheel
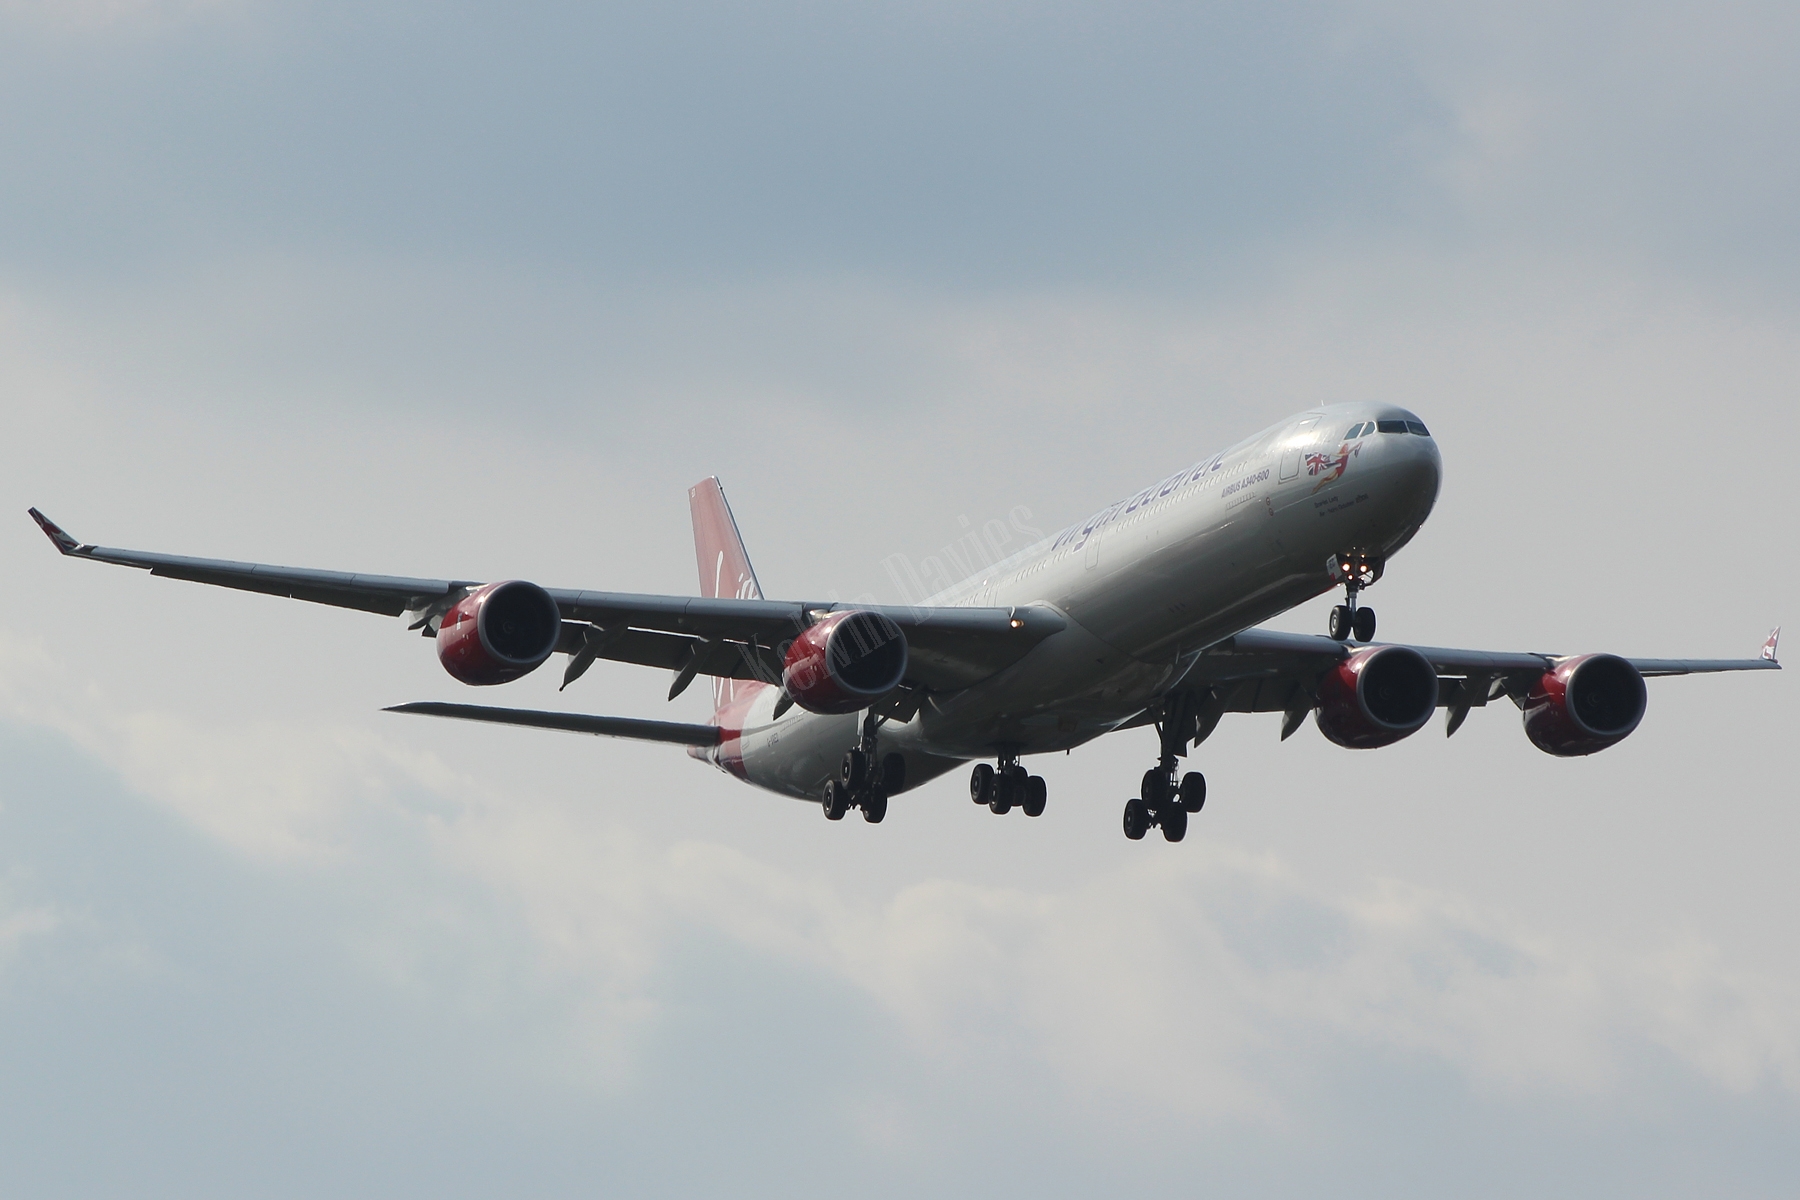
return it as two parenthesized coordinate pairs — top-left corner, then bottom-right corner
(881, 753), (907, 792)
(1161, 805), (1188, 842)
(1329, 605), (1352, 640)
(841, 749), (870, 790)
(969, 763), (995, 806)
(1021, 775), (1047, 818)
(1179, 771), (1206, 813)
(991, 765), (1027, 815)
(1352, 607), (1376, 642)
(1140, 768), (1172, 806)
(822, 780), (850, 821)
(861, 788), (888, 823)
(1123, 798), (1149, 840)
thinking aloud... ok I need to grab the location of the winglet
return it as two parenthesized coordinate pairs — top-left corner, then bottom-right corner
(26, 508), (83, 556)
(1761, 627), (1781, 663)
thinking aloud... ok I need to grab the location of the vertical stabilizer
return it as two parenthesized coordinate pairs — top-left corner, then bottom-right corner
(689, 478), (764, 713)
(690, 478), (763, 602)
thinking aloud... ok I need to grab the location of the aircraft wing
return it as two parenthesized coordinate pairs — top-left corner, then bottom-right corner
(1165, 625), (1780, 732)
(26, 509), (1063, 694)
(1204, 627), (1781, 679)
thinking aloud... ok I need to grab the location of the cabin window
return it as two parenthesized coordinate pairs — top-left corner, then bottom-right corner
(1376, 419), (1408, 433)
(1406, 420), (1430, 436)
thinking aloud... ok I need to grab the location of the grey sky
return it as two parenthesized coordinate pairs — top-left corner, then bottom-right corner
(1, 2), (1797, 1196)
(0, 1), (1428, 281)
(3, 1), (1795, 291)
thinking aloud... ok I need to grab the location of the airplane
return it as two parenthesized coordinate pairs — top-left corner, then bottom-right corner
(27, 403), (1781, 842)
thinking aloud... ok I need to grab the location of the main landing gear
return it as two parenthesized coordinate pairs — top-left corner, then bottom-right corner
(970, 749), (1048, 818)
(1327, 550), (1383, 642)
(1123, 691), (1210, 842)
(1125, 761), (1206, 843)
(823, 712), (904, 824)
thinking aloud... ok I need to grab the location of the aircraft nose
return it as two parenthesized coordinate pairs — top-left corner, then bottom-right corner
(1386, 430), (1442, 519)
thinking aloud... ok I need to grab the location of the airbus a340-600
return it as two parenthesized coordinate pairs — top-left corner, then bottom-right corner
(29, 404), (1780, 842)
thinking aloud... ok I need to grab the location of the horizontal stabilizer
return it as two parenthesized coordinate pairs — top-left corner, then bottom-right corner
(385, 701), (721, 746)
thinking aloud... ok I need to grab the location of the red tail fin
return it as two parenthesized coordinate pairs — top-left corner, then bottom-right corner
(689, 478), (764, 714)
(690, 477), (762, 602)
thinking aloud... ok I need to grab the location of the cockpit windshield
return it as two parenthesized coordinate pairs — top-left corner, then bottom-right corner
(1350, 418), (1430, 437)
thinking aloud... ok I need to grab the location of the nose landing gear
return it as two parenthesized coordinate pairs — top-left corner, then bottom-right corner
(1330, 605), (1377, 642)
(1328, 551), (1384, 642)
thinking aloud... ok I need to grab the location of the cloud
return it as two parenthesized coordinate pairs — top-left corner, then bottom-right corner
(0, 628), (462, 862)
(1340, 0), (1800, 283)
(0, 899), (59, 967)
(6, 620), (1797, 1127)
(647, 842), (1800, 1117)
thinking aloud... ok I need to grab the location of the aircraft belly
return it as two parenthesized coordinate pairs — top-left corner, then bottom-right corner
(914, 617), (1169, 758)
(735, 707), (968, 802)
(737, 708), (859, 800)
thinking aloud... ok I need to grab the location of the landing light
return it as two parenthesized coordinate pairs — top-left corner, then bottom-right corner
(1010, 617), (1025, 629)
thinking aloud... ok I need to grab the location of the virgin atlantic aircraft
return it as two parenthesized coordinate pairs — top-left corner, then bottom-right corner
(28, 403), (1780, 842)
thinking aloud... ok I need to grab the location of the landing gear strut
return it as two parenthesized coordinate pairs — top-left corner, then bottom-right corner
(1123, 692), (1210, 842)
(970, 748), (1048, 818)
(823, 711), (903, 824)
(1328, 550), (1383, 642)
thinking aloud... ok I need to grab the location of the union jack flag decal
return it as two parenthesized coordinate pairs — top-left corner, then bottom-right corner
(1305, 442), (1360, 493)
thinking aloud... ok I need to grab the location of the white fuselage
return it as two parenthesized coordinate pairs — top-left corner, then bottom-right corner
(702, 402), (1444, 800)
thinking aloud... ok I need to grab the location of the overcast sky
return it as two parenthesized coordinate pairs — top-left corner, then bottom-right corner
(2, 2), (1797, 1196)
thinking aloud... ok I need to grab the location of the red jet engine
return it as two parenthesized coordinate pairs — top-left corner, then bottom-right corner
(437, 580), (563, 685)
(1315, 645), (1440, 749)
(1521, 653), (1647, 756)
(781, 610), (909, 715)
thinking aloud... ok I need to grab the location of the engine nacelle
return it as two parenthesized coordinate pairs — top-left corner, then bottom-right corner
(1522, 653), (1646, 756)
(781, 610), (908, 715)
(436, 580), (563, 686)
(1315, 644), (1440, 749)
